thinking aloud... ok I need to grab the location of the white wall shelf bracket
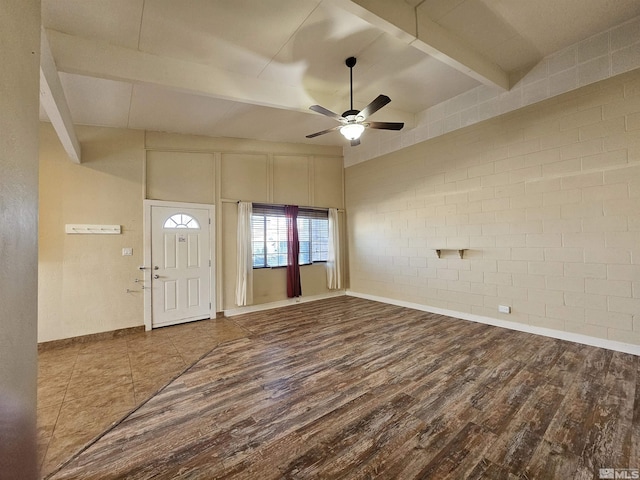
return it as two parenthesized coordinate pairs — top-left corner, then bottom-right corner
(65, 224), (121, 234)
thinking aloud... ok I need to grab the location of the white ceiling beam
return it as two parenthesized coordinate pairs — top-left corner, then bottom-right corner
(46, 29), (415, 129)
(412, 13), (509, 90)
(40, 27), (81, 164)
(327, 0), (510, 91)
(47, 29), (316, 111)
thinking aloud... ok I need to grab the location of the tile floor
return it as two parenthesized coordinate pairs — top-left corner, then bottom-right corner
(42, 297), (640, 479)
(37, 317), (249, 478)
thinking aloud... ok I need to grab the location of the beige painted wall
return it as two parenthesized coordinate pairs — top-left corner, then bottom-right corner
(144, 133), (345, 311)
(0, 0), (40, 423)
(38, 128), (344, 342)
(39, 125), (145, 342)
(346, 69), (640, 346)
(146, 151), (215, 204)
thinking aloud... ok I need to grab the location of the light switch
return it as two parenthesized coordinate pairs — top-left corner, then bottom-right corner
(122, 247), (133, 256)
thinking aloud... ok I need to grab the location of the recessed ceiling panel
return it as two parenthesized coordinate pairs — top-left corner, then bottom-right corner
(42, 0), (144, 49)
(138, 0), (321, 77)
(418, 0), (466, 21)
(128, 83), (340, 145)
(483, 0), (640, 57)
(347, 34), (480, 113)
(214, 102), (344, 146)
(59, 73), (133, 127)
(419, 0), (640, 72)
(488, 37), (544, 73)
(260, 2), (383, 94)
(432, 1), (519, 54)
(128, 84), (237, 136)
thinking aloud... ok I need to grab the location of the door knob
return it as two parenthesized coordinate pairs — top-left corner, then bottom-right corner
(153, 274), (160, 279)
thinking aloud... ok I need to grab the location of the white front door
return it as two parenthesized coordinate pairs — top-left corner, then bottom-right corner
(151, 205), (212, 328)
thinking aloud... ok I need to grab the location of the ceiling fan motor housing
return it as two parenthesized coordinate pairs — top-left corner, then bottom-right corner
(342, 109), (360, 120)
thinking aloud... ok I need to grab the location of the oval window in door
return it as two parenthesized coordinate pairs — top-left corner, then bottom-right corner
(163, 213), (200, 229)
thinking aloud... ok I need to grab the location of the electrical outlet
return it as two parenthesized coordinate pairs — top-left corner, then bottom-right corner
(122, 247), (133, 256)
(498, 305), (511, 314)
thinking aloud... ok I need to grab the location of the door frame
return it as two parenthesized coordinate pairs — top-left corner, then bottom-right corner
(143, 199), (215, 331)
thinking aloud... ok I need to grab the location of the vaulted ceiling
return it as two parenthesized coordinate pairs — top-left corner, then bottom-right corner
(40, 0), (640, 155)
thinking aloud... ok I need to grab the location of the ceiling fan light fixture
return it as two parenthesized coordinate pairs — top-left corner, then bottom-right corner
(306, 56), (403, 145)
(340, 123), (365, 140)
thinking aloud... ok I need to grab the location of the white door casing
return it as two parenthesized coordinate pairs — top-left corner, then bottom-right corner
(143, 201), (214, 330)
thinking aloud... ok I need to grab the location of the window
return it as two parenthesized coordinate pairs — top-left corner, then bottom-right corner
(298, 216), (329, 265)
(163, 213), (200, 229)
(251, 205), (329, 268)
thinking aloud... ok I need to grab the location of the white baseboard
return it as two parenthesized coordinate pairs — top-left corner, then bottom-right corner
(346, 290), (640, 356)
(224, 290), (346, 317)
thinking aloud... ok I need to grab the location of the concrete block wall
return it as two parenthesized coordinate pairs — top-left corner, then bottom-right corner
(345, 68), (640, 348)
(345, 15), (640, 168)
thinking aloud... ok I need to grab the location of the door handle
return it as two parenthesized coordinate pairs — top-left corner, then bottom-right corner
(153, 274), (160, 279)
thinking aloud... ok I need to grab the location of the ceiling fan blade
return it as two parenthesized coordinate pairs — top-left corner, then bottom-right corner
(367, 121), (404, 130)
(358, 95), (391, 120)
(350, 138), (360, 147)
(309, 105), (345, 121)
(306, 126), (341, 138)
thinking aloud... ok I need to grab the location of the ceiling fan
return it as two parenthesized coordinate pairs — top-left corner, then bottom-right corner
(306, 57), (404, 146)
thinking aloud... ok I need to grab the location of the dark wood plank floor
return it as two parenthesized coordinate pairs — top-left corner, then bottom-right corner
(48, 296), (639, 479)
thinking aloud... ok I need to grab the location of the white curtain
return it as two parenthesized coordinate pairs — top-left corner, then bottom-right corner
(235, 202), (253, 306)
(326, 208), (342, 290)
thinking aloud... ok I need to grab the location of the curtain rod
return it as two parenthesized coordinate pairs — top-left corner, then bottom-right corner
(231, 200), (345, 212)
(238, 201), (330, 212)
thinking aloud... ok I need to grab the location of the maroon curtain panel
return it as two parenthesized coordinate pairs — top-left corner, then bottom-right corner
(285, 205), (302, 298)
